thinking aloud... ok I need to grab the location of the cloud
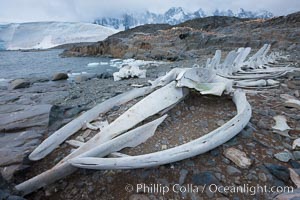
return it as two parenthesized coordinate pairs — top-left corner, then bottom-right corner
(0, 0), (299, 23)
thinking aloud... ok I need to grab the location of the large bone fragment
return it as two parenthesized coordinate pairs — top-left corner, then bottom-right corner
(176, 68), (232, 96)
(70, 91), (251, 170)
(272, 115), (291, 137)
(29, 86), (155, 161)
(16, 115), (167, 195)
(113, 65), (146, 81)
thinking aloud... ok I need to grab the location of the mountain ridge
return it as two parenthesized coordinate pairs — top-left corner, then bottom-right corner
(94, 7), (274, 30)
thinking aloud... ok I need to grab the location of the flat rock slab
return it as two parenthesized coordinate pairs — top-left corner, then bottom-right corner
(0, 130), (42, 180)
(0, 104), (52, 132)
(223, 147), (252, 169)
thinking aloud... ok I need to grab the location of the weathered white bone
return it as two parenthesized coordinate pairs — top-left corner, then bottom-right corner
(176, 68), (232, 96)
(113, 65), (146, 81)
(65, 140), (85, 148)
(84, 122), (99, 130)
(70, 91), (251, 170)
(233, 47), (251, 72)
(16, 115), (168, 195)
(29, 86), (156, 161)
(235, 80), (267, 87)
(280, 94), (297, 101)
(108, 152), (131, 158)
(234, 66), (295, 74)
(293, 138), (300, 149)
(149, 68), (187, 87)
(211, 50), (221, 70)
(266, 79), (280, 86)
(219, 71), (287, 80)
(284, 99), (300, 110)
(272, 115), (291, 132)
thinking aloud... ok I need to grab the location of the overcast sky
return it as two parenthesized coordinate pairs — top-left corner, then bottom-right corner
(0, 0), (299, 23)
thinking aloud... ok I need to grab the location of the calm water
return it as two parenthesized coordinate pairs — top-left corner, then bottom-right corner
(0, 49), (117, 80)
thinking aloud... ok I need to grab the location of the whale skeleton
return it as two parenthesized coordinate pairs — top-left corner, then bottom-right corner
(16, 45), (297, 195)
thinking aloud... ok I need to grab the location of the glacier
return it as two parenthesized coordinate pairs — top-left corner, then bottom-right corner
(0, 22), (117, 50)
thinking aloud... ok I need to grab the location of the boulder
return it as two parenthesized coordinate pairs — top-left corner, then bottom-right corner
(75, 75), (89, 83)
(10, 79), (30, 89)
(52, 73), (68, 81)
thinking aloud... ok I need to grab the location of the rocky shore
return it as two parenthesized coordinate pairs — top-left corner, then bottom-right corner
(0, 12), (300, 200)
(62, 12), (300, 61)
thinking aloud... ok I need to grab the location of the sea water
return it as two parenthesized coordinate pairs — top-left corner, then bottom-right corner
(0, 49), (117, 80)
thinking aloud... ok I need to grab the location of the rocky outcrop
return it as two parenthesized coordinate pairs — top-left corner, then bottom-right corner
(0, 104), (52, 132)
(62, 12), (300, 61)
(0, 104), (52, 180)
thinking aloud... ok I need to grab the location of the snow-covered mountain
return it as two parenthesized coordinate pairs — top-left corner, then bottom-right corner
(94, 7), (274, 30)
(0, 22), (117, 50)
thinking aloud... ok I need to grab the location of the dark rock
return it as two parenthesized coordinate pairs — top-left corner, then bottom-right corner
(0, 190), (9, 200)
(48, 105), (87, 131)
(274, 151), (294, 162)
(264, 163), (290, 182)
(192, 171), (220, 185)
(240, 125), (253, 139)
(210, 148), (220, 157)
(226, 166), (242, 175)
(257, 120), (269, 130)
(293, 151), (300, 160)
(52, 73), (68, 81)
(179, 169), (188, 185)
(289, 160), (300, 169)
(10, 79), (30, 89)
(97, 71), (113, 79)
(7, 195), (26, 200)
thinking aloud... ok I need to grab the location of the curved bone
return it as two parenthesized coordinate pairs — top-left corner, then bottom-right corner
(284, 99), (300, 110)
(29, 86), (155, 161)
(15, 115), (168, 195)
(70, 91), (251, 169)
(219, 71), (287, 80)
